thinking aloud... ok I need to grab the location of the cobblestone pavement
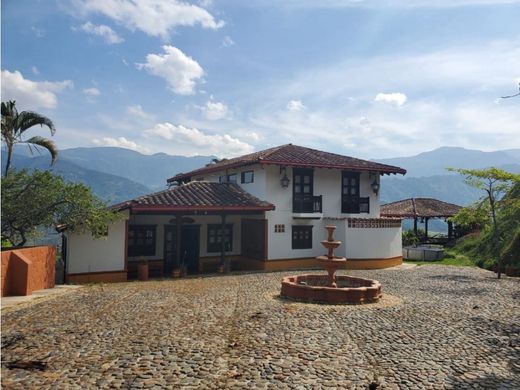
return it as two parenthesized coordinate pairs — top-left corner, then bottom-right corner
(2, 266), (519, 389)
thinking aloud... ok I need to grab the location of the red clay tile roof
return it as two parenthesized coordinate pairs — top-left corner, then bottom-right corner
(168, 144), (406, 183)
(111, 181), (275, 213)
(380, 198), (462, 219)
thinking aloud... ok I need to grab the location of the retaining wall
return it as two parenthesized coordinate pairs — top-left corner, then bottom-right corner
(1, 246), (56, 296)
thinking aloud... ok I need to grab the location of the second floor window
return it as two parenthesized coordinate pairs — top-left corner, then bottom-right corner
(341, 172), (369, 213)
(219, 174), (237, 183)
(241, 170), (254, 183)
(293, 168), (314, 213)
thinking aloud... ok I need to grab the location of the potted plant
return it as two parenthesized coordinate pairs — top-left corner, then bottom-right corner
(137, 258), (149, 281)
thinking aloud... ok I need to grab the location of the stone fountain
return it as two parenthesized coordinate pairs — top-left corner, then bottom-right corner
(281, 226), (382, 304)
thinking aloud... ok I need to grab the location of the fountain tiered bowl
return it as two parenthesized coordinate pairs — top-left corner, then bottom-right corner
(280, 226), (381, 304)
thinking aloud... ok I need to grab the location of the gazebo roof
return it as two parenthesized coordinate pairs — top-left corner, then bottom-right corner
(380, 198), (462, 219)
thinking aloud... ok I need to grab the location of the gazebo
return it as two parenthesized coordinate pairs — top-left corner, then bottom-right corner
(380, 198), (462, 239)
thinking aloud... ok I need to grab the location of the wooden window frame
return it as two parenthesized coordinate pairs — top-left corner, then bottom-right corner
(292, 225), (313, 249)
(293, 168), (314, 213)
(227, 174), (237, 183)
(241, 170), (254, 184)
(207, 223), (233, 253)
(341, 172), (369, 214)
(128, 225), (156, 257)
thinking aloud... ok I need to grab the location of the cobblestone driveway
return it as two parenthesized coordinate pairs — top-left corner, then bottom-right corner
(2, 265), (519, 389)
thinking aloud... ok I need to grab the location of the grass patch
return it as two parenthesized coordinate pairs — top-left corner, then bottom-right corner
(405, 248), (475, 267)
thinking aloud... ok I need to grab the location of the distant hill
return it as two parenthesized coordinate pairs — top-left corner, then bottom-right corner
(380, 175), (482, 206)
(375, 146), (520, 177)
(2, 152), (151, 204)
(58, 147), (214, 190)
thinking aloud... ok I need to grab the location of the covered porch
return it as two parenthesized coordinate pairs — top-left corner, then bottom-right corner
(115, 181), (275, 278)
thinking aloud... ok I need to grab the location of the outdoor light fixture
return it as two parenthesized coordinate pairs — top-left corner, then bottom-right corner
(370, 172), (380, 195)
(280, 166), (290, 188)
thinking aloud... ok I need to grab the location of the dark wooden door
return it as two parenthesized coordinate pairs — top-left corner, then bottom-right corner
(164, 225), (200, 274)
(241, 219), (267, 260)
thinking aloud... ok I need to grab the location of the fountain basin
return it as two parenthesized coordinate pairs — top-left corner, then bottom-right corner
(281, 274), (381, 304)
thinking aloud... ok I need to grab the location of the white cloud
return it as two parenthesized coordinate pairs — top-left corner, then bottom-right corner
(374, 92), (407, 106)
(137, 46), (204, 95)
(127, 105), (154, 121)
(92, 136), (150, 153)
(83, 87), (101, 97)
(202, 101), (229, 120)
(144, 123), (253, 157)
(72, 0), (224, 38)
(31, 26), (45, 38)
(79, 21), (124, 44)
(286, 100), (306, 111)
(222, 36), (235, 47)
(1, 70), (73, 109)
(31, 66), (40, 75)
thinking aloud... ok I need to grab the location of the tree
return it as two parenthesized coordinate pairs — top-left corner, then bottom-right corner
(449, 167), (520, 278)
(1, 100), (58, 176)
(1, 169), (119, 246)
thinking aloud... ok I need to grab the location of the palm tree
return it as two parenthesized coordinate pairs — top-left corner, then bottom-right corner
(1, 100), (58, 176)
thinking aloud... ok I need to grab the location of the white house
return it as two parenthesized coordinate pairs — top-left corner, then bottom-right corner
(65, 144), (406, 283)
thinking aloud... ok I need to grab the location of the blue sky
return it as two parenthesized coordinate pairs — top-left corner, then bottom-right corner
(2, 0), (519, 159)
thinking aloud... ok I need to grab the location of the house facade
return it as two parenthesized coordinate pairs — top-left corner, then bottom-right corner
(65, 144), (406, 283)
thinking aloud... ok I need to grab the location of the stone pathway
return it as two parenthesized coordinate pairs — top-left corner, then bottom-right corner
(1, 266), (519, 389)
(1, 285), (83, 311)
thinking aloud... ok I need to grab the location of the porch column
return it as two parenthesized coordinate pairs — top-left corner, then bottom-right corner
(413, 218), (418, 236)
(424, 217), (429, 240)
(448, 220), (453, 240)
(220, 214), (229, 273)
(175, 215), (182, 270)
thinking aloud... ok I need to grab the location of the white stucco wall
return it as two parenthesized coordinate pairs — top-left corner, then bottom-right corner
(66, 211), (129, 274)
(344, 225), (402, 259)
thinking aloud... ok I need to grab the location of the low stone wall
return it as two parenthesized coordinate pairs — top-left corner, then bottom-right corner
(1, 246), (56, 296)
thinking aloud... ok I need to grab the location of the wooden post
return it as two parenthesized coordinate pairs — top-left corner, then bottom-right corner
(424, 217), (429, 240)
(175, 215), (182, 271)
(220, 214), (228, 273)
(413, 218), (418, 236)
(448, 220), (453, 240)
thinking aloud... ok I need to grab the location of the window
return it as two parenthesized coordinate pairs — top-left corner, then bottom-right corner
(207, 224), (233, 253)
(274, 224), (285, 233)
(293, 168), (314, 212)
(341, 172), (369, 214)
(241, 170), (254, 184)
(292, 225), (313, 249)
(227, 174), (237, 183)
(128, 225), (156, 256)
(219, 174), (237, 183)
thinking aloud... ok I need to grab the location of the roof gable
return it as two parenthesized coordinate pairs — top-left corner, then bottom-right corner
(168, 144), (406, 183)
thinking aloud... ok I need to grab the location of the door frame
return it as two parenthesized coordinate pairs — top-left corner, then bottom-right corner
(163, 224), (201, 274)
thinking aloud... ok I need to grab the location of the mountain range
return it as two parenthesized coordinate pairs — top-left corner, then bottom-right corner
(3, 145), (519, 207)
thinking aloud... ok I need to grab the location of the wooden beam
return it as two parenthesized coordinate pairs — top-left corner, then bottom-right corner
(175, 215), (182, 270)
(220, 214), (228, 272)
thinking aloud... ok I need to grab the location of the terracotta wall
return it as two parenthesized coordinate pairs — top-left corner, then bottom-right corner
(1, 246), (56, 297)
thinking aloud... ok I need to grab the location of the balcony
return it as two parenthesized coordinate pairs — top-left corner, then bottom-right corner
(293, 195), (322, 219)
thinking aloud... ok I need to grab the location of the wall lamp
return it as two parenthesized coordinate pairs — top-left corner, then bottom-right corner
(369, 172), (380, 195)
(280, 166), (290, 188)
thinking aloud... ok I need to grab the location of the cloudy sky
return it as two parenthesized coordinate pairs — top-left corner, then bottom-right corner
(2, 0), (519, 159)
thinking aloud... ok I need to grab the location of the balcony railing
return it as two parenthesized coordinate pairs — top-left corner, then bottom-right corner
(293, 194), (322, 213)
